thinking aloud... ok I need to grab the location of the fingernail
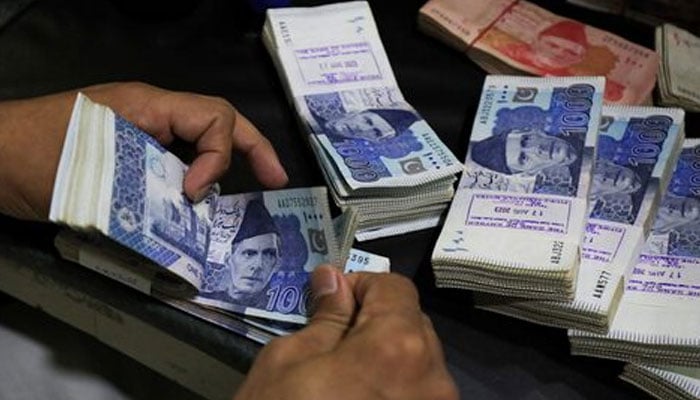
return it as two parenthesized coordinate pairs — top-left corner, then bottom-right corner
(312, 266), (338, 297)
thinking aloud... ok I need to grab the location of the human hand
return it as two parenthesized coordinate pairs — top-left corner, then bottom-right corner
(233, 266), (459, 400)
(0, 82), (288, 220)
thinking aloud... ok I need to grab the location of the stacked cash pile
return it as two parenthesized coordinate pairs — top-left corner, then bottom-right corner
(432, 75), (603, 301)
(49, 93), (363, 333)
(620, 364), (700, 400)
(262, 1), (462, 241)
(656, 24), (700, 112)
(418, 0), (658, 105)
(474, 106), (685, 333)
(569, 139), (700, 367)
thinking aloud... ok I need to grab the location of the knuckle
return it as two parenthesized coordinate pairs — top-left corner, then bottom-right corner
(373, 327), (429, 368)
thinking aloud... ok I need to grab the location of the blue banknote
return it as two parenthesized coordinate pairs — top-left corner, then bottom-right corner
(588, 108), (684, 225)
(648, 140), (700, 257)
(301, 87), (462, 188)
(107, 114), (216, 288)
(463, 76), (604, 197)
(195, 187), (337, 323)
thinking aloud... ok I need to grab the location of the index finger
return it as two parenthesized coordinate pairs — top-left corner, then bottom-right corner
(133, 91), (236, 202)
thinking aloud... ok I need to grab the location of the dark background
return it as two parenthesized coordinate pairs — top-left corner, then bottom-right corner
(1, 0), (697, 398)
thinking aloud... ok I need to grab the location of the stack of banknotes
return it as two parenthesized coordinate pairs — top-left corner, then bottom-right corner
(418, 0), (658, 105)
(432, 75), (603, 301)
(474, 106), (685, 333)
(49, 93), (384, 337)
(262, 1), (463, 241)
(656, 24), (700, 112)
(569, 139), (700, 367)
(620, 364), (700, 400)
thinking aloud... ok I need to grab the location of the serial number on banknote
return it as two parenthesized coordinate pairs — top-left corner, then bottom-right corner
(277, 196), (318, 209)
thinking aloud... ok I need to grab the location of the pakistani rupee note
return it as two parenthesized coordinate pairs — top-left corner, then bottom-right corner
(419, 0), (658, 105)
(432, 76), (604, 300)
(195, 187), (338, 324)
(264, 1), (462, 190)
(570, 139), (700, 366)
(476, 106), (685, 332)
(620, 364), (700, 400)
(657, 24), (700, 112)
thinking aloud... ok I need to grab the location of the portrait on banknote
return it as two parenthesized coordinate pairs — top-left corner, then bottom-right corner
(200, 196), (312, 310)
(195, 189), (335, 321)
(648, 144), (700, 257)
(467, 95), (588, 197)
(304, 88), (421, 144)
(303, 87), (433, 182)
(480, 9), (625, 102)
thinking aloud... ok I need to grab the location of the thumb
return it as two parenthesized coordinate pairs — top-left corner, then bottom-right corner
(294, 265), (356, 354)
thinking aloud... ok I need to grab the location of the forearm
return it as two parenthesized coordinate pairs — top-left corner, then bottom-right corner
(0, 91), (76, 220)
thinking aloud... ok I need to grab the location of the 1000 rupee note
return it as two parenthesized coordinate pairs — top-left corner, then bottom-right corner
(620, 364), (700, 400)
(195, 187), (338, 324)
(50, 93), (218, 291)
(266, 2), (462, 190)
(570, 139), (700, 366)
(432, 76), (604, 300)
(476, 106), (685, 332)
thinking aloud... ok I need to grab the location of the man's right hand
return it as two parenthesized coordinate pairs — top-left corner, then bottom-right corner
(233, 266), (459, 400)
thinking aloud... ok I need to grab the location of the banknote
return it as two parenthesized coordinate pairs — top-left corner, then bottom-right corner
(264, 1), (397, 99)
(569, 139), (700, 366)
(264, 1), (462, 240)
(343, 248), (390, 273)
(51, 93), (344, 325)
(565, 106), (684, 315)
(418, 0), (516, 50)
(296, 79), (462, 190)
(475, 106), (685, 332)
(646, 144), (700, 257)
(657, 24), (700, 112)
(195, 187), (338, 324)
(432, 76), (603, 300)
(419, 0), (658, 105)
(620, 364), (700, 400)
(51, 93), (217, 290)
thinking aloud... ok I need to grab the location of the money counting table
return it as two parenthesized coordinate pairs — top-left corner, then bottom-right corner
(1, 0), (696, 398)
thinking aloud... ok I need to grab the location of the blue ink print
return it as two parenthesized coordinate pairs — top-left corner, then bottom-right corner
(588, 114), (674, 225)
(470, 84), (594, 197)
(651, 145), (700, 257)
(304, 91), (424, 182)
(150, 196), (209, 264)
(109, 115), (183, 268)
(203, 199), (311, 315)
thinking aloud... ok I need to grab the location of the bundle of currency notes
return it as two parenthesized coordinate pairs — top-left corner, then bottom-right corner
(569, 139), (700, 367)
(475, 106), (685, 334)
(656, 24), (700, 113)
(432, 75), (604, 301)
(50, 93), (355, 327)
(262, 1), (463, 241)
(620, 364), (700, 400)
(418, 0), (658, 105)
